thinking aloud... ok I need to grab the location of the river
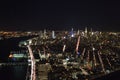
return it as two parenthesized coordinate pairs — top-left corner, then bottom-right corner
(0, 65), (27, 80)
(0, 36), (36, 80)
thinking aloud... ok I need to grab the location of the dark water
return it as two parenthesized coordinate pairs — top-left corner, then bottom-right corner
(0, 36), (36, 80)
(0, 36), (37, 62)
(0, 65), (27, 80)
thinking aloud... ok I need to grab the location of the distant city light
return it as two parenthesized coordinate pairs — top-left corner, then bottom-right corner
(9, 54), (13, 58)
(66, 58), (69, 61)
(63, 36), (66, 39)
(92, 32), (94, 35)
(92, 47), (95, 51)
(71, 34), (74, 37)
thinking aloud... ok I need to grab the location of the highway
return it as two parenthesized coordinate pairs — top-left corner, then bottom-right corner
(27, 45), (36, 80)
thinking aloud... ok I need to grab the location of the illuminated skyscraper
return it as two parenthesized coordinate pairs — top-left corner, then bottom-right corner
(70, 28), (74, 37)
(52, 30), (56, 39)
(77, 30), (80, 35)
(85, 27), (88, 37)
(43, 29), (47, 39)
(85, 27), (88, 34)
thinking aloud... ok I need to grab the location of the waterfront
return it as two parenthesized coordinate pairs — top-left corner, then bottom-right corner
(0, 36), (34, 80)
(0, 65), (27, 80)
(0, 30), (120, 80)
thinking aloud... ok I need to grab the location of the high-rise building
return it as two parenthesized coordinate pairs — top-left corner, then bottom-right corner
(43, 29), (47, 39)
(52, 30), (56, 39)
(85, 27), (88, 37)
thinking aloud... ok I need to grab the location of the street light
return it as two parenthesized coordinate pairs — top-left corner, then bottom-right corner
(92, 47), (95, 51)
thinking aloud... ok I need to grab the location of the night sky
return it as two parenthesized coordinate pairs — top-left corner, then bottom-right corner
(0, 0), (120, 31)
